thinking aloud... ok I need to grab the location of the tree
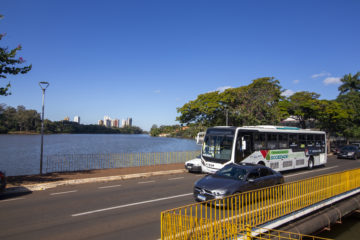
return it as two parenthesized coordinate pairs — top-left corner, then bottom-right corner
(177, 77), (284, 127)
(337, 71), (360, 141)
(176, 91), (225, 126)
(283, 91), (320, 129)
(0, 15), (32, 96)
(230, 77), (283, 126)
(338, 72), (360, 95)
(315, 100), (349, 150)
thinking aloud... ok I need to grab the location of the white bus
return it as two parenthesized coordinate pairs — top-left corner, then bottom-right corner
(201, 125), (327, 174)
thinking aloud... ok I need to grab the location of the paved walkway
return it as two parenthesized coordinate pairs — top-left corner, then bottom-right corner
(5, 163), (187, 192)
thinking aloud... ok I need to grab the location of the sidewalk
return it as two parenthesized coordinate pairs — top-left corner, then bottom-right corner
(5, 163), (187, 193)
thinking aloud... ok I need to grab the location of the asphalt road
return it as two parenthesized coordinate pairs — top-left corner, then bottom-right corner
(1, 155), (359, 240)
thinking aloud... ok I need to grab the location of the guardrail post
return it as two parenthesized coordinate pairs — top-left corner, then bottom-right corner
(246, 225), (252, 240)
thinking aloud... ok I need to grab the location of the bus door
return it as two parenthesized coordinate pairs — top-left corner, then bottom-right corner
(235, 133), (252, 163)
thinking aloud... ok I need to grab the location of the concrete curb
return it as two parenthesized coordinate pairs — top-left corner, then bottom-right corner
(5, 169), (187, 194)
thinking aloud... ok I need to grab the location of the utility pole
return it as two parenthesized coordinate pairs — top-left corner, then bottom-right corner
(226, 109), (229, 126)
(39, 82), (49, 175)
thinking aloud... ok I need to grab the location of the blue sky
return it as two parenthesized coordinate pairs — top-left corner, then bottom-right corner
(1, 0), (360, 131)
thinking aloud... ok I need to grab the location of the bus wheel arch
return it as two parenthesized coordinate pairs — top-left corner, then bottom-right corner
(307, 156), (314, 170)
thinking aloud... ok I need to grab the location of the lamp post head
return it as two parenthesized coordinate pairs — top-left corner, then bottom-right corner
(39, 81), (49, 90)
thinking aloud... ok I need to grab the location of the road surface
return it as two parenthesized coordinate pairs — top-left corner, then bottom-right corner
(1, 155), (359, 240)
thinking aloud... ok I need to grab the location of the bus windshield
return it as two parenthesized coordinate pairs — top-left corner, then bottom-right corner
(202, 132), (234, 163)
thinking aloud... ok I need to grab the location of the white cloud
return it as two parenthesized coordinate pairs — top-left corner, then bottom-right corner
(311, 71), (331, 79)
(323, 77), (341, 85)
(216, 86), (233, 92)
(282, 89), (296, 97)
(293, 80), (299, 84)
(154, 90), (161, 94)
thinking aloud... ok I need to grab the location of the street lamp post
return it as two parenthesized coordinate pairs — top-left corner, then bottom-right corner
(39, 82), (49, 175)
(225, 109), (229, 126)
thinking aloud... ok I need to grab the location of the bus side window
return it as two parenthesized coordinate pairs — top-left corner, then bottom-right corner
(254, 133), (266, 150)
(289, 134), (298, 150)
(279, 134), (288, 149)
(315, 134), (321, 147)
(267, 133), (278, 150)
(299, 134), (306, 149)
(306, 134), (314, 147)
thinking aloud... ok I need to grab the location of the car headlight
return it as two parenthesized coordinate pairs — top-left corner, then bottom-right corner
(348, 152), (355, 156)
(212, 189), (227, 196)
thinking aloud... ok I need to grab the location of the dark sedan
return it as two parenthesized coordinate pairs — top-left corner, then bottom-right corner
(337, 145), (360, 160)
(194, 163), (284, 202)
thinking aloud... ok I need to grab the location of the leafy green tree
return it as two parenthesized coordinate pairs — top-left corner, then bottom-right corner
(0, 15), (32, 96)
(230, 77), (283, 126)
(283, 91), (320, 129)
(336, 71), (360, 141)
(177, 77), (284, 127)
(15, 105), (40, 131)
(176, 91), (225, 126)
(315, 100), (349, 151)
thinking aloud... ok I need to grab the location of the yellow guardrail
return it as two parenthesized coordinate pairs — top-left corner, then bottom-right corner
(161, 168), (360, 239)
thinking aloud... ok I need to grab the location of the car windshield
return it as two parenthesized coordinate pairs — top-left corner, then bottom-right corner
(202, 134), (234, 163)
(342, 146), (357, 151)
(215, 165), (248, 180)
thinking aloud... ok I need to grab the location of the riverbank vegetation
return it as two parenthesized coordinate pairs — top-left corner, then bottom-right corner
(151, 72), (360, 143)
(0, 104), (143, 134)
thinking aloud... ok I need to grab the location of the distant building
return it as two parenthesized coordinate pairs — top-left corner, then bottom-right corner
(74, 116), (80, 124)
(98, 120), (104, 126)
(127, 118), (132, 127)
(121, 119), (126, 128)
(121, 118), (132, 128)
(112, 119), (119, 128)
(104, 116), (111, 128)
(64, 116), (70, 121)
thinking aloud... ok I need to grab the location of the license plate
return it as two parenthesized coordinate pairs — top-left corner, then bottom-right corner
(197, 194), (206, 201)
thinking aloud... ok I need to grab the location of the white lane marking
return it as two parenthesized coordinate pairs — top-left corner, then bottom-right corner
(138, 180), (155, 184)
(72, 193), (193, 217)
(98, 185), (122, 189)
(50, 190), (78, 196)
(284, 166), (338, 178)
(1, 197), (26, 202)
(168, 177), (184, 181)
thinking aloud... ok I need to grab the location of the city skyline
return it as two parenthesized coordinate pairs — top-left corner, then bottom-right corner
(1, 1), (360, 131)
(100, 116), (133, 128)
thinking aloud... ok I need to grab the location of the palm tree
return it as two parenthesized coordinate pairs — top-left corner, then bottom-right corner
(338, 72), (360, 95)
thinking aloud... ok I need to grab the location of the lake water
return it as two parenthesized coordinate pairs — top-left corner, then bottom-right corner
(0, 134), (200, 176)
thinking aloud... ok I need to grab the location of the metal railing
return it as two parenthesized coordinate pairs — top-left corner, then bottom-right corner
(45, 151), (200, 173)
(240, 225), (330, 240)
(161, 168), (360, 239)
